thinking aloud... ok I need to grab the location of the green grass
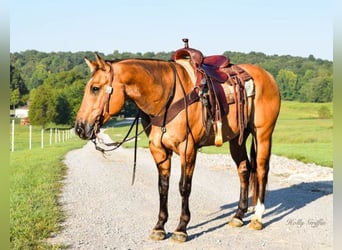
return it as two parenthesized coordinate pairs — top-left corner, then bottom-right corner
(10, 125), (86, 249)
(271, 101), (332, 167)
(105, 101), (333, 167)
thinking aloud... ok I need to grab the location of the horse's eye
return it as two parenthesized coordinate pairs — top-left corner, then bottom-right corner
(91, 86), (100, 93)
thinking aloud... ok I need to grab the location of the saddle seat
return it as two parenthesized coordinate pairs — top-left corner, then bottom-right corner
(202, 55), (229, 82)
(172, 43), (229, 83)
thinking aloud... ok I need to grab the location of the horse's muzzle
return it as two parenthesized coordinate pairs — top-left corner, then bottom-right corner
(74, 121), (96, 140)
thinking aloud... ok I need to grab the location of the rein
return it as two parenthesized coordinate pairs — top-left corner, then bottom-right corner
(91, 114), (144, 153)
(91, 113), (144, 185)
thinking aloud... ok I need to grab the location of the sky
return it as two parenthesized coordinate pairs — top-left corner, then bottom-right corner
(10, 0), (333, 60)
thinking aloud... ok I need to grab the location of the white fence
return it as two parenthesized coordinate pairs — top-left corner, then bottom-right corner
(10, 120), (76, 152)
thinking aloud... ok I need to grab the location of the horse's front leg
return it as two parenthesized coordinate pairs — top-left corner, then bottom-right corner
(171, 147), (197, 243)
(149, 144), (172, 241)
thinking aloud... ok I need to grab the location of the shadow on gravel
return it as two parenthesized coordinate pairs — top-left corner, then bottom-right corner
(187, 201), (239, 240)
(263, 180), (332, 227)
(187, 180), (332, 241)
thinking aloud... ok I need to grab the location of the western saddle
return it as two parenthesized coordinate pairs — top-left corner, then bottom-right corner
(151, 38), (253, 146)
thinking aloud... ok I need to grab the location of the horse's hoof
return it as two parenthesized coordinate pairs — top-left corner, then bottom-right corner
(248, 219), (263, 230)
(228, 217), (244, 227)
(171, 231), (188, 243)
(150, 229), (166, 241)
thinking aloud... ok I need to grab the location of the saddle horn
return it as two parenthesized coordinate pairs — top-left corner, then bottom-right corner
(182, 38), (189, 48)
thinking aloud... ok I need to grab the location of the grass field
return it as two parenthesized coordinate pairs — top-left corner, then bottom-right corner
(10, 125), (86, 249)
(271, 101), (332, 167)
(9, 101), (332, 249)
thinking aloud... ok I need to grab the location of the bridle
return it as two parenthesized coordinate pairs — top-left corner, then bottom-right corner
(93, 61), (115, 137)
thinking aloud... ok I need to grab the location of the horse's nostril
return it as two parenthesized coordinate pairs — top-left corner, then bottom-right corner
(75, 124), (85, 137)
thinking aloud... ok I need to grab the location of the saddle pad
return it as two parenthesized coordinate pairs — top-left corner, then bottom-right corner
(245, 79), (255, 97)
(222, 79), (255, 104)
(175, 59), (197, 84)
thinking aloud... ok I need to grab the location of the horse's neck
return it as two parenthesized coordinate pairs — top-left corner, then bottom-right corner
(115, 60), (175, 116)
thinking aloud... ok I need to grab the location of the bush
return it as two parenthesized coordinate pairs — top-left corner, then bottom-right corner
(317, 106), (332, 119)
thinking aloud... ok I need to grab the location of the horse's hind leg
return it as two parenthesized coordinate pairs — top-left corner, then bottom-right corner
(248, 127), (273, 230)
(228, 133), (251, 227)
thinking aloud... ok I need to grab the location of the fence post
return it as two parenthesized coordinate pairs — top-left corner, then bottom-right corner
(50, 128), (52, 145)
(29, 125), (32, 150)
(11, 120), (14, 152)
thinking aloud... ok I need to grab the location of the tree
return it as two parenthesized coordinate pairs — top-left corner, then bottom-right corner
(54, 93), (71, 125)
(309, 76), (333, 102)
(27, 63), (49, 89)
(29, 84), (55, 127)
(276, 69), (299, 101)
(58, 76), (86, 124)
(10, 64), (28, 107)
(10, 88), (20, 111)
(299, 68), (333, 102)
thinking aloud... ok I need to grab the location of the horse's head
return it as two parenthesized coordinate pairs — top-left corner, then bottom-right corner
(75, 54), (125, 140)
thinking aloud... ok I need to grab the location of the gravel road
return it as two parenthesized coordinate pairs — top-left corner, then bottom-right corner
(49, 131), (333, 249)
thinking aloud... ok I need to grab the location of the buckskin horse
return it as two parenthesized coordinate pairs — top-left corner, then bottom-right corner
(74, 40), (281, 242)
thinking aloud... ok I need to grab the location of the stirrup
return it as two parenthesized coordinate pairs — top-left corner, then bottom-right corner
(214, 121), (223, 146)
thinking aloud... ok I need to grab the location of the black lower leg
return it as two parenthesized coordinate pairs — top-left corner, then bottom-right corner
(175, 177), (192, 233)
(234, 160), (251, 220)
(154, 175), (169, 231)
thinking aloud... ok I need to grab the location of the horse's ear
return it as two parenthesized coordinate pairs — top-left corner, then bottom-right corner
(84, 57), (97, 73)
(95, 53), (107, 71)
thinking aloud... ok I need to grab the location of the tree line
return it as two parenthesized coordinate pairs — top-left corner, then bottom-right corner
(10, 50), (332, 127)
